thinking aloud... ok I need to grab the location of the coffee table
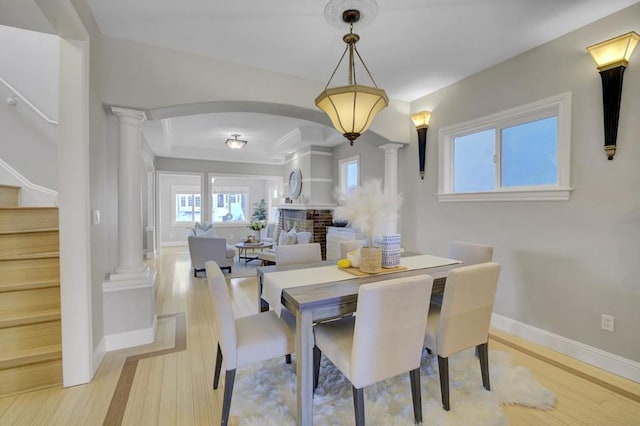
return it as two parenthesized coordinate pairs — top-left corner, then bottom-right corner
(235, 241), (273, 265)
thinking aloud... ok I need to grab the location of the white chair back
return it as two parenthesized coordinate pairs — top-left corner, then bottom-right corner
(351, 274), (433, 388)
(448, 241), (493, 266)
(339, 239), (367, 259)
(275, 243), (322, 266)
(436, 262), (501, 357)
(205, 261), (239, 369)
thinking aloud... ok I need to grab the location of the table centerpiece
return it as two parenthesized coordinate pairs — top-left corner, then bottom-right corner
(333, 179), (402, 273)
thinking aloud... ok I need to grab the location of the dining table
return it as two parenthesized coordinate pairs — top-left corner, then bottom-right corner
(258, 253), (462, 425)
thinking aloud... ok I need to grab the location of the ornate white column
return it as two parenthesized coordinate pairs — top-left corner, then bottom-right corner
(111, 107), (148, 277)
(379, 143), (403, 234)
(103, 107), (156, 351)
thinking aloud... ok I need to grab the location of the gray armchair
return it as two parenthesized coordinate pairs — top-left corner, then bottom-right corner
(188, 236), (235, 276)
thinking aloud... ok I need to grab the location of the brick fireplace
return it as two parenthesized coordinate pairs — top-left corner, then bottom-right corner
(277, 206), (334, 259)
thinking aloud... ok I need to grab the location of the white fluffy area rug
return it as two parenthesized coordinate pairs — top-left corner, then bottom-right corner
(230, 349), (555, 425)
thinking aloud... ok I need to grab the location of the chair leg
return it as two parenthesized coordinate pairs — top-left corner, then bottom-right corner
(213, 343), (223, 389)
(477, 342), (491, 391)
(194, 268), (197, 277)
(285, 354), (292, 364)
(313, 346), (321, 392)
(352, 386), (365, 426)
(437, 355), (450, 411)
(221, 369), (236, 426)
(409, 368), (423, 424)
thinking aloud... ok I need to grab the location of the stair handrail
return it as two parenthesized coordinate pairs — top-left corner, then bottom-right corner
(0, 75), (58, 125)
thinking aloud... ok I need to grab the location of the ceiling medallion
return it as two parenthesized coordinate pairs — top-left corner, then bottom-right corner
(324, 0), (379, 29)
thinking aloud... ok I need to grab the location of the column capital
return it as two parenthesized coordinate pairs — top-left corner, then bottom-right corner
(379, 143), (404, 152)
(111, 106), (146, 123)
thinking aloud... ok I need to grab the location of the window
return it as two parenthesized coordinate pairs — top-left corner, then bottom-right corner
(339, 155), (360, 197)
(211, 187), (248, 223)
(173, 187), (201, 224)
(438, 93), (572, 201)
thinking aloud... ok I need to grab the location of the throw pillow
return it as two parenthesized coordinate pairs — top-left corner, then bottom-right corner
(286, 227), (298, 245)
(195, 221), (212, 232)
(278, 227), (298, 246)
(194, 227), (216, 238)
(278, 229), (288, 246)
(296, 231), (313, 244)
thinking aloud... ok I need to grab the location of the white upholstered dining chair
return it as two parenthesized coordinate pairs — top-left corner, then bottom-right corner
(431, 241), (494, 306)
(449, 241), (494, 265)
(275, 242), (322, 266)
(424, 262), (501, 411)
(313, 274), (434, 426)
(273, 242), (322, 363)
(206, 261), (294, 426)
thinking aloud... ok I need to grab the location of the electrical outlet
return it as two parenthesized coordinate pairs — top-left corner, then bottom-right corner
(601, 314), (615, 332)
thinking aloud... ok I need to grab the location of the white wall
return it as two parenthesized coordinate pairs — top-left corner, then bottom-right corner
(0, 26), (58, 190)
(332, 131), (388, 191)
(0, 24), (59, 120)
(99, 35), (410, 144)
(403, 3), (640, 362)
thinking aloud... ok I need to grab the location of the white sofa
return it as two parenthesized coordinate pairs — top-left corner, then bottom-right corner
(258, 227), (313, 265)
(188, 236), (235, 276)
(187, 222), (236, 276)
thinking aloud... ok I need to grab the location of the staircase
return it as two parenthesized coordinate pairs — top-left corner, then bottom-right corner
(0, 184), (62, 397)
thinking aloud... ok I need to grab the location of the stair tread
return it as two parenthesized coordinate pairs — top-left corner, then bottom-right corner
(0, 280), (59, 293)
(0, 227), (58, 235)
(0, 251), (60, 261)
(0, 207), (57, 211)
(0, 184), (21, 189)
(0, 308), (61, 328)
(0, 344), (62, 369)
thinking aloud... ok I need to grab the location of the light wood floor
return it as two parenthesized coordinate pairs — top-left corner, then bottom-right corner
(1, 246), (639, 425)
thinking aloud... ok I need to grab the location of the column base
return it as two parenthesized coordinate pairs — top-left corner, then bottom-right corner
(103, 268), (157, 351)
(110, 264), (151, 281)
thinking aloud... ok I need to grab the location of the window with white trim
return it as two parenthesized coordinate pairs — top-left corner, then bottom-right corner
(172, 186), (201, 224)
(338, 155), (360, 197)
(438, 93), (572, 201)
(211, 186), (248, 223)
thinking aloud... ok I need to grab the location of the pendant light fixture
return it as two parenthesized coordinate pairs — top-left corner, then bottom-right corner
(315, 7), (388, 145)
(225, 134), (247, 150)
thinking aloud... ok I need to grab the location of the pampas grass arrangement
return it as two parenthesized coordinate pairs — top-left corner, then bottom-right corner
(333, 179), (402, 247)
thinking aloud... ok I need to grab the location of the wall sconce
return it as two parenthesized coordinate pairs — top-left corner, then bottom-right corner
(586, 31), (639, 160)
(411, 110), (431, 179)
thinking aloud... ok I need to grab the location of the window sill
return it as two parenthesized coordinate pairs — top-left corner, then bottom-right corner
(437, 188), (573, 202)
(212, 222), (249, 227)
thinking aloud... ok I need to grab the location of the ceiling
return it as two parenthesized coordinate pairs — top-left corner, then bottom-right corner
(4, 0), (639, 164)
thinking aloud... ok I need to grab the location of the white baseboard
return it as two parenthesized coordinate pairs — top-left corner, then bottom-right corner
(491, 313), (640, 383)
(92, 337), (106, 377)
(160, 241), (187, 247)
(104, 315), (157, 352)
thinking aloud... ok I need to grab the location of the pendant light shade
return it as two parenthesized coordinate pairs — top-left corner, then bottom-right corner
(315, 84), (388, 143)
(316, 8), (388, 145)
